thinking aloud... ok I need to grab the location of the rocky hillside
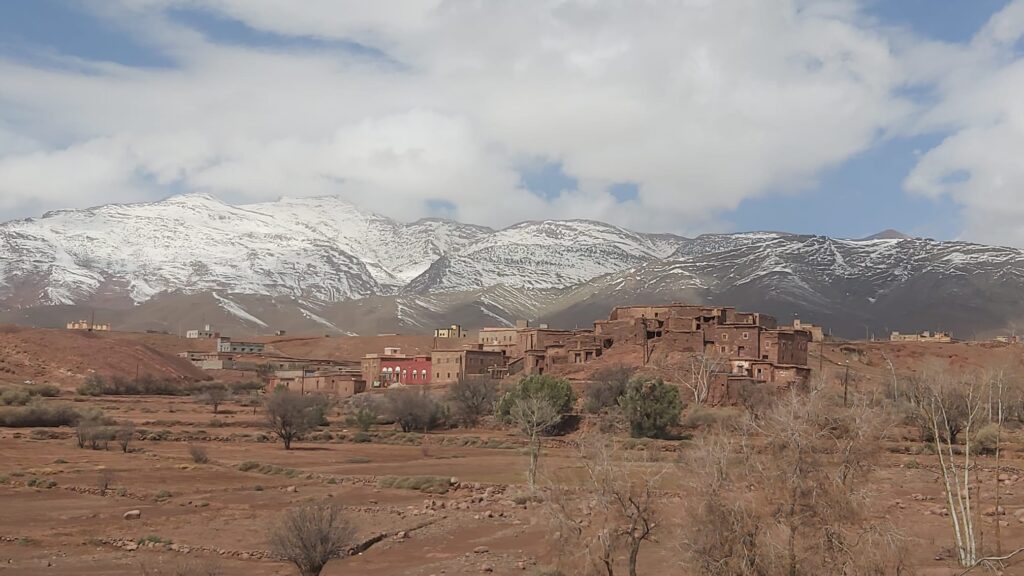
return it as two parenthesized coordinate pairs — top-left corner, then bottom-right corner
(2, 194), (1023, 338)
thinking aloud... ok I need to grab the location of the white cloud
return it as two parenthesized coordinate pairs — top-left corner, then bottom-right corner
(903, 0), (1024, 246)
(0, 0), (914, 233)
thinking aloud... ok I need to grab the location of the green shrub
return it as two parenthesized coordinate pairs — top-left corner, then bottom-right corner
(619, 377), (682, 439)
(351, 431), (371, 443)
(496, 375), (576, 422)
(155, 490), (172, 501)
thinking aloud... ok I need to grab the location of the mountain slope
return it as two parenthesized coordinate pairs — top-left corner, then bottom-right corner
(4, 195), (1024, 338)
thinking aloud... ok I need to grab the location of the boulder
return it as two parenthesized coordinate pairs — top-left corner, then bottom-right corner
(123, 510), (141, 520)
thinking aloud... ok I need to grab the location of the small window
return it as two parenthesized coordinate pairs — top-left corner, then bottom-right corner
(721, 333), (729, 341)
(742, 332), (749, 340)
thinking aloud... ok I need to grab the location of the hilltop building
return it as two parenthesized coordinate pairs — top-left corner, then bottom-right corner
(215, 336), (265, 354)
(185, 324), (218, 339)
(889, 330), (952, 343)
(66, 319), (110, 331)
(433, 324), (466, 338)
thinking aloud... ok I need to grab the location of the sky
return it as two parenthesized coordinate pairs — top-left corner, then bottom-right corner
(1, 1), (1024, 245)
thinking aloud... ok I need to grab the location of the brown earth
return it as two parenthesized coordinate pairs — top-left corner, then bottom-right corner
(2, 392), (1024, 575)
(0, 326), (210, 388)
(4, 329), (1024, 574)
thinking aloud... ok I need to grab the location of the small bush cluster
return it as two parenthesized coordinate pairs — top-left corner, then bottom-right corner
(77, 374), (207, 397)
(0, 403), (84, 427)
(237, 461), (300, 477)
(0, 384), (60, 406)
(377, 475), (451, 494)
(26, 477), (58, 489)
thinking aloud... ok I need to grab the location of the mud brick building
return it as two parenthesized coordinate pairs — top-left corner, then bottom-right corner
(431, 346), (506, 385)
(585, 303), (814, 399)
(270, 369), (365, 398)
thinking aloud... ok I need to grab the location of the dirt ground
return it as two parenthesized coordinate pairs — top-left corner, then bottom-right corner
(4, 329), (1024, 574)
(2, 392), (1024, 576)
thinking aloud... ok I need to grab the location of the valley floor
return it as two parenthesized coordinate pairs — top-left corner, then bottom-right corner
(2, 394), (1024, 575)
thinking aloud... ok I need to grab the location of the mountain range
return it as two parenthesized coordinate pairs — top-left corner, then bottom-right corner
(1, 193), (1020, 339)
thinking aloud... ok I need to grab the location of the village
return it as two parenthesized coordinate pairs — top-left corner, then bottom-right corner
(1, 305), (1016, 576)
(145, 304), (827, 405)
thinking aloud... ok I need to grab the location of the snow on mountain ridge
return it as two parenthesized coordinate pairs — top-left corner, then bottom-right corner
(5, 193), (1024, 330)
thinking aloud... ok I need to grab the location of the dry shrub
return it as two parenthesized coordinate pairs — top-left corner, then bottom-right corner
(445, 376), (497, 427)
(546, 436), (665, 576)
(138, 558), (223, 575)
(188, 444), (209, 464)
(269, 502), (355, 576)
(680, 390), (909, 575)
(0, 403), (82, 427)
(97, 469), (114, 495)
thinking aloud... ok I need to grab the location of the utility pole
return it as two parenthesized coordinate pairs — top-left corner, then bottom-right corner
(818, 341), (824, 388)
(843, 361), (850, 407)
(640, 317), (649, 366)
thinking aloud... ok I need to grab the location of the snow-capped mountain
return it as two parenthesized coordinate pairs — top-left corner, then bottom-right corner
(545, 232), (1024, 337)
(4, 194), (1024, 338)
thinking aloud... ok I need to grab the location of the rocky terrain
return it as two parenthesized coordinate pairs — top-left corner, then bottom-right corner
(3, 194), (1024, 337)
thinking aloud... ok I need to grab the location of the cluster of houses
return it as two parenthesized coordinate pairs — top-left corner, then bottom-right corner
(171, 307), (996, 405)
(888, 330), (953, 343)
(353, 305), (822, 403)
(66, 319), (110, 331)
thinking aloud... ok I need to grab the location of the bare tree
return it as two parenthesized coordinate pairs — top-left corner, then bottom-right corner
(548, 436), (665, 576)
(509, 395), (562, 488)
(584, 365), (635, 414)
(681, 390), (906, 575)
(683, 352), (724, 406)
(194, 386), (229, 414)
(445, 376), (496, 427)
(269, 502), (355, 576)
(923, 373), (984, 568)
(264, 391), (326, 450)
